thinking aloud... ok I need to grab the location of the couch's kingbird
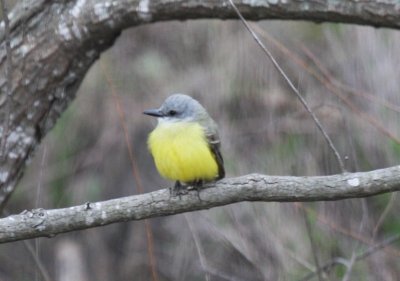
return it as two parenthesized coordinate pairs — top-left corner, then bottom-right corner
(144, 94), (225, 193)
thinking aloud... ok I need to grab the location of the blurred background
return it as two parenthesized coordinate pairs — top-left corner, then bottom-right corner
(1, 17), (400, 281)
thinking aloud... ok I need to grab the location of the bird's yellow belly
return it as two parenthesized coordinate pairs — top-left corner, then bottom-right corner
(148, 122), (218, 183)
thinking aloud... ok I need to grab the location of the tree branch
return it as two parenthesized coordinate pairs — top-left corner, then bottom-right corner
(1, 165), (400, 243)
(0, 0), (399, 204)
(0, 0), (399, 234)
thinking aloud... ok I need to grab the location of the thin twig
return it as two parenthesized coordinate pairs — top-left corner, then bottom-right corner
(297, 43), (400, 144)
(252, 25), (400, 144)
(300, 44), (400, 115)
(302, 208), (323, 281)
(372, 193), (397, 239)
(355, 234), (400, 261)
(205, 264), (242, 281)
(341, 242), (357, 281)
(0, 0), (13, 160)
(341, 199), (369, 281)
(285, 247), (316, 271)
(184, 214), (211, 281)
(228, 0), (345, 173)
(23, 240), (52, 281)
(299, 257), (347, 281)
(295, 203), (400, 258)
(298, 234), (400, 281)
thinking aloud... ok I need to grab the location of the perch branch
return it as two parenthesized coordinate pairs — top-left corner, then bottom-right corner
(1, 165), (400, 243)
(1, 0), (400, 211)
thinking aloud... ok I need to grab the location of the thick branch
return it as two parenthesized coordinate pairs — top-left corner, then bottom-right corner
(0, 0), (399, 210)
(1, 166), (400, 243)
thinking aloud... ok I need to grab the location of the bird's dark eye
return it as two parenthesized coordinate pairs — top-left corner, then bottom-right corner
(168, 110), (177, 116)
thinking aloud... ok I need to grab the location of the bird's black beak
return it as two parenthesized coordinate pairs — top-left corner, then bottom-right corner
(143, 108), (164, 117)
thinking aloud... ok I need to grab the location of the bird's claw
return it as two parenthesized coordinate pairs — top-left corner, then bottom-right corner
(169, 180), (203, 201)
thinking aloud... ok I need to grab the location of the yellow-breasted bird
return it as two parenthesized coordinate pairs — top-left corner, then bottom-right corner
(144, 94), (224, 194)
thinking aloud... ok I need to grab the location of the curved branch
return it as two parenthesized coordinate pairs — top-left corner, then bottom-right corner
(1, 165), (400, 243)
(0, 0), (398, 221)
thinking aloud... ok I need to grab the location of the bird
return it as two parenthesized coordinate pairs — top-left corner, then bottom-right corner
(143, 94), (225, 195)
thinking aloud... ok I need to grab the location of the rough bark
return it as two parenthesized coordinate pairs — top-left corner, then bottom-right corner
(1, 165), (400, 243)
(0, 0), (399, 224)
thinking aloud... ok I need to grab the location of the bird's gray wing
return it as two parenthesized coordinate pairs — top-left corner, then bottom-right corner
(206, 131), (225, 180)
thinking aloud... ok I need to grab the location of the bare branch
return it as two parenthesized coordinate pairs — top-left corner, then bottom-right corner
(0, 166), (400, 243)
(0, 0), (399, 247)
(0, 0), (399, 209)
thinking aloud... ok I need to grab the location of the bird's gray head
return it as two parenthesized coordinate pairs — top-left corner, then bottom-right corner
(143, 94), (209, 123)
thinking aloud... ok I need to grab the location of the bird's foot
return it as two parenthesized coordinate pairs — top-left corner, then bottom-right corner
(188, 180), (204, 201)
(170, 181), (188, 199)
(170, 180), (204, 200)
